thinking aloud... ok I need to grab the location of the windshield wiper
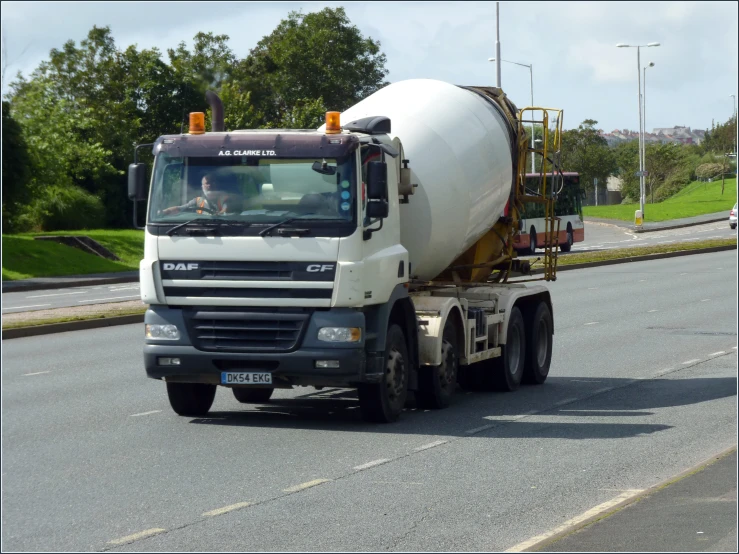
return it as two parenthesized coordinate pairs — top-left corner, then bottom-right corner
(166, 219), (200, 236)
(258, 217), (301, 237)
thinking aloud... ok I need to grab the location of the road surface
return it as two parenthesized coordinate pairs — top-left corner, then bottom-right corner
(2, 251), (736, 551)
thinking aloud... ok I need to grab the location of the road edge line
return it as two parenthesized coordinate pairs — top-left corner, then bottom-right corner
(2, 314), (144, 339)
(511, 445), (738, 552)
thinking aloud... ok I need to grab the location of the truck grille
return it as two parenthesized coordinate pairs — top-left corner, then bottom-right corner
(183, 308), (311, 352)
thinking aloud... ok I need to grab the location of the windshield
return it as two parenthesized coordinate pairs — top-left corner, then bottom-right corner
(148, 154), (357, 228)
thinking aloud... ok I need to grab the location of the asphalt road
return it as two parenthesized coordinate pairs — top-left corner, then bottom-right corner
(1, 282), (142, 314)
(571, 220), (736, 254)
(1, 252), (737, 552)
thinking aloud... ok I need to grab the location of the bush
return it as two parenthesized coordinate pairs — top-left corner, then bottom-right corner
(14, 185), (106, 232)
(695, 163), (724, 180)
(654, 167), (694, 202)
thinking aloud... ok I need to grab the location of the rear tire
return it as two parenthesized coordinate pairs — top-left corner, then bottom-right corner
(485, 306), (526, 391)
(166, 382), (216, 416)
(417, 317), (459, 409)
(232, 387), (274, 403)
(560, 225), (573, 252)
(731, 223), (737, 230)
(529, 228), (537, 255)
(522, 302), (553, 385)
(359, 324), (409, 423)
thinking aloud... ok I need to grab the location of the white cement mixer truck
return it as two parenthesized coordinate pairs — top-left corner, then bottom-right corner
(128, 79), (565, 423)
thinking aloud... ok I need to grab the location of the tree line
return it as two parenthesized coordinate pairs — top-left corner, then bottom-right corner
(2, 7), (388, 232)
(2, 7), (736, 233)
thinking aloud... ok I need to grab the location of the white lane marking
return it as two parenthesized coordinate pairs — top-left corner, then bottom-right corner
(465, 424), (494, 435)
(587, 287), (598, 290)
(554, 398), (578, 407)
(282, 478), (330, 493)
(683, 359), (700, 365)
(504, 489), (644, 552)
(107, 528), (166, 546)
(2, 304), (52, 311)
(130, 410), (162, 417)
(680, 272), (688, 275)
(414, 440), (448, 452)
(733, 347), (738, 350)
(108, 286), (140, 291)
(700, 298), (711, 302)
(202, 501), (252, 517)
(648, 309), (659, 313)
(592, 387), (613, 395)
(26, 291), (88, 298)
(709, 351), (725, 357)
(584, 322), (599, 326)
(23, 371), (51, 376)
(638, 279), (647, 282)
(77, 295), (140, 303)
(353, 458), (390, 471)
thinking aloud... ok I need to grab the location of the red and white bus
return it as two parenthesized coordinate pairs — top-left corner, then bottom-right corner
(514, 172), (585, 254)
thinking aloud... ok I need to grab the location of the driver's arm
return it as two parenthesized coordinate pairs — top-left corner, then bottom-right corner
(160, 197), (198, 215)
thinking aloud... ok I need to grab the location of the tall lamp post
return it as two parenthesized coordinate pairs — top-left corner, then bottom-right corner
(731, 94), (737, 166)
(489, 57), (535, 173)
(643, 62), (655, 203)
(617, 42), (660, 219)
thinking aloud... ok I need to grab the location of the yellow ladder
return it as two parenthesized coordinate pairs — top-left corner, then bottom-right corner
(512, 107), (564, 282)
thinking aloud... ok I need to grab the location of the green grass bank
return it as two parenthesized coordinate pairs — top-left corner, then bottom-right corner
(583, 178), (737, 221)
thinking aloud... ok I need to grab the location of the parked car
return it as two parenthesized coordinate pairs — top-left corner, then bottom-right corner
(730, 202), (737, 230)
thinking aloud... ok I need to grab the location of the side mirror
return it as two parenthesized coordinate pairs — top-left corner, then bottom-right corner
(367, 201), (389, 219)
(366, 161), (388, 200)
(128, 163), (147, 201)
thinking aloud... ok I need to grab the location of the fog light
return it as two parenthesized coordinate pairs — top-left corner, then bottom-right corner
(158, 357), (181, 366)
(315, 360), (340, 369)
(317, 327), (361, 342)
(146, 324), (180, 340)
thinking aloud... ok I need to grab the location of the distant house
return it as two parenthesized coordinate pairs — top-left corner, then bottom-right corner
(600, 125), (705, 145)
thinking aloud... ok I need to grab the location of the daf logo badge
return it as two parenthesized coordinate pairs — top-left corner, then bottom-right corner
(163, 263), (199, 271)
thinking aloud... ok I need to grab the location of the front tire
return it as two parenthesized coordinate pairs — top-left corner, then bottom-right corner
(418, 317), (459, 409)
(529, 227), (537, 255)
(232, 387), (274, 403)
(359, 324), (410, 423)
(166, 382), (216, 416)
(522, 302), (553, 385)
(560, 225), (573, 252)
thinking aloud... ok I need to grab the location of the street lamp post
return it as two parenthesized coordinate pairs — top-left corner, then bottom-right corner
(617, 42), (660, 219)
(643, 62), (655, 203)
(731, 94), (737, 161)
(489, 57), (535, 173)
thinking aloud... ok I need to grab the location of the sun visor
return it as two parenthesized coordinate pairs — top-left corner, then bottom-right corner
(153, 133), (360, 159)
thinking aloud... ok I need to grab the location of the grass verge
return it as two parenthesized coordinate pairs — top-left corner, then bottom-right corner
(583, 178), (736, 221)
(2, 230), (143, 281)
(1, 307), (147, 330)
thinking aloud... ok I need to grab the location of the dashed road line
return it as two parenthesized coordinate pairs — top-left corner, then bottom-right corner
(353, 459), (390, 471)
(2, 304), (52, 311)
(23, 371), (50, 376)
(282, 478), (330, 493)
(414, 440), (448, 452)
(648, 309), (659, 312)
(709, 351), (725, 357)
(503, 489), (644, 552)
(465, 424), (495, 435)
(130, 410), (162, 417)
(700, 298), (711, 302)
(683, 359), (700, 365)
(202, 501), (252, 517)
(26, 291), (88, 298)
(78, 295), (140, 303)
(107, 528), (165, 546)
(584, 322), (599, 326)
(553, 397), (578, 407)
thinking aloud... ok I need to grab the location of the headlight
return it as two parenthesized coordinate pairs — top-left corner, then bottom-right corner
(317, 327), (361, 342)
(145, 324), (180, 340)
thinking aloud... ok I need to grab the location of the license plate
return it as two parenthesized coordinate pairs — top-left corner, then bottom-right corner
(221, 372), (273, 385)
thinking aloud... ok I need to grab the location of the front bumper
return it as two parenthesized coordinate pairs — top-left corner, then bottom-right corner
(145, 344), (384, 387)
(143, 306), (384, 387)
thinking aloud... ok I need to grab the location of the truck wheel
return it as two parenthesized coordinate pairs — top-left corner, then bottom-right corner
(417, 317), (458, 409)
(560, 225), (573, 252)
(522, 302), (553, 385)
(529, 228), (537, 255)
(486, 306), (526, 391)
(358, 324), (409, 423)
(232, 387), (274, 403)
(166, 382), (216, 416)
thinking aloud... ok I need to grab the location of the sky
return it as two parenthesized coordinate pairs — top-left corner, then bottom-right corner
(1, 1), (737, 132)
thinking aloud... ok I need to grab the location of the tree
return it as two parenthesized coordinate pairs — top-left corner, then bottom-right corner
(560, 119), (617, 193)
(2, 101), (33, 230)
(238, 7), (389, 128)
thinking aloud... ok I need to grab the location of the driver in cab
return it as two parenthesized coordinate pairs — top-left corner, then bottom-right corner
(159, 174), (240, 216)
